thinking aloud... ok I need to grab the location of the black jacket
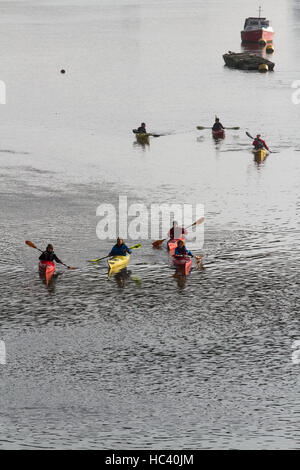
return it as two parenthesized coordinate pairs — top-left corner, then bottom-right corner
(39, 251), (62, 264)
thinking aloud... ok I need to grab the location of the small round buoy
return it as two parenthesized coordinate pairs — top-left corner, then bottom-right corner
(266, 45), (274, 54)
(258, 64), (269, 73)
(258, 38), (267, 47)
(60, 69), (66, 74)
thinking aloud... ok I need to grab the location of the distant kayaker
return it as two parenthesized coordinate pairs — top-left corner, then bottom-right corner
(137, 123), (147, 134)
(212, 118), (225, 131)
(174, 240), (193, 257)
(253, 134), (269, 151)
(109, 238), (132, 257)
(168, 221), (187, 240)
(39, 244), (63, 264)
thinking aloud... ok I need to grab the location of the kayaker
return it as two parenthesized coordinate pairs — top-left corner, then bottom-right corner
(137, 123), (147, 133)
(253, 134), (269, 151)
(174, 240), (193, 258)
(168, 221), (187, 240)
(109, 238), (132, 257)
(39, 244), (64, 264)
(212, 118), (225, 131)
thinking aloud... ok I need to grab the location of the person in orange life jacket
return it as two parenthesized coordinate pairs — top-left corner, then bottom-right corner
(253, 134), (269, 151)
(175, 240), (193, 257)
(212, 118), (225, 131)
(109, 238), (132, 257)
(137, 123), (147, 133)
(39, 244), (63, 264)
(168, 221), (187, 240)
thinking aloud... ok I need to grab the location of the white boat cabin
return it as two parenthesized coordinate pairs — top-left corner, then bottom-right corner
(243, 17), (272, 31)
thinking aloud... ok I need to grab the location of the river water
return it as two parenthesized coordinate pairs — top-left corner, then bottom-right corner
(1, 0), (300, 449)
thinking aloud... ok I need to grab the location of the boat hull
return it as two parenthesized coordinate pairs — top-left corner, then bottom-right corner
(173, 256), (192, 276)
(241, 29), (274, 44)
(212, 129), (225, 139)
(253, 148), (268, 162)
(108, 255), (130, 275)
(39, 261), (56, 286)
(167, 237), (185, 254)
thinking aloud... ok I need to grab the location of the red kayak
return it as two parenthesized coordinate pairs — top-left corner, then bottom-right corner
(39, 261), (56, 286)
(167, 236), (185, 254)
(173, 256), (192, 276)
(212, 129), (225, 139)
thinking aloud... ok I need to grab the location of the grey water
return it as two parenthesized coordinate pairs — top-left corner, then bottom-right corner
(1, 0), (300, 449)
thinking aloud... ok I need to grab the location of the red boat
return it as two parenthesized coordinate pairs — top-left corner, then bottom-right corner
(241, 8), (274, 44)
(167, 236), (185, 254)
(173, 256), (192, 276)
(212, 129), (225, 139)
(39, 261), (56, 286)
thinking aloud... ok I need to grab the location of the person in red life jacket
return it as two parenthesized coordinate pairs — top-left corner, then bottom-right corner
(168, 221), (188, 240)
(109, 238), (132, 257)
(253, 134), (269, 151)
(39, 244), (64, 264)
(212, 117), (225, 131)
(174, 240), (193, 258)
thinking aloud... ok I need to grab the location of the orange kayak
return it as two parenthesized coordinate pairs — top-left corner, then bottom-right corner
(173, 256), (192, 276)
(39, 261), (56, 286)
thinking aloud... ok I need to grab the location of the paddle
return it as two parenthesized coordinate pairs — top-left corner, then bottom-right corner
(246, 131), (273, 153)
(132, 129), (160, 138)
(152, 217), (205, 249)
(89, 243), (142, 263)
(197, 126), (240, 130)
(25, 240), (77, 269)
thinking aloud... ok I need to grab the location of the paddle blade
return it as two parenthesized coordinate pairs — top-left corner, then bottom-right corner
(192, 217), (205, 227)
(25, 240), (37, 249)
(130, 244), (142, 250)
(196, 126), (206, 130)
(152, 239), (166, 249)
(246, 131), (254, 139)
(68, 266), (77, 270)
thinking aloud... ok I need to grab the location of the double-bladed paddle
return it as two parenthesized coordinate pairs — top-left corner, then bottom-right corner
(132, 129), (160, 138)
(89, 243), (142, 263)
(152, 217), (205, 249)
(25, 240), (77, 269)
(197, 126), (240, 130)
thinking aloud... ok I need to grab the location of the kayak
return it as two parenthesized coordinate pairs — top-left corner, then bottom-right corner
(108, 254), (130, 275)
(253, 148), (268, 162)
(135, 133), (150, 144)
(39, 261), (56, 286)
(212, 129), (225, 139)
(167, 237), (185, 254)
(173, 256), (193, 276)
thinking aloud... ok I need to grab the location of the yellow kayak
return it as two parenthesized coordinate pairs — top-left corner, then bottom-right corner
(135, 133), (150, 144)
(253, 148), (268, 162)
(107, 255), (130, 275)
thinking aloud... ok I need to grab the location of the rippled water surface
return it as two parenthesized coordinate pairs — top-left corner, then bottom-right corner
(1, 0), (300, 449)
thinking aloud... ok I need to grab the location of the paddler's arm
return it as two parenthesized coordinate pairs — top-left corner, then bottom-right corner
(124, 245), (132, 254)
(186, 249), (193, 257)
(53, 254), (63, 264)
(39, 252), (46, 260)
(263, 140), (270, 150)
